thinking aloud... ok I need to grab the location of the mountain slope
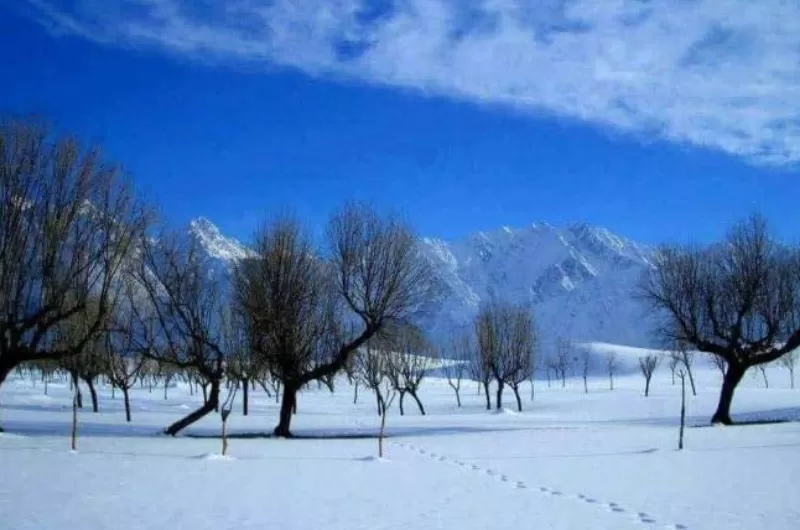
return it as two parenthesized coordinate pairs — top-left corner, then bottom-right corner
(189, 218), (659, 351)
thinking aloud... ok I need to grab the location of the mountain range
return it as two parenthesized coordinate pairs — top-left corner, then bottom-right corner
(188, 218), (659, 356)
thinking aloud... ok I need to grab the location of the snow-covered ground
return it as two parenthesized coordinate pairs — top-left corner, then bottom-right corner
(2, 357), (799, 530)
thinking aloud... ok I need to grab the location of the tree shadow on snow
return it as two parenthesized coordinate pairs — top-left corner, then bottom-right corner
(184, 424), (531, 440)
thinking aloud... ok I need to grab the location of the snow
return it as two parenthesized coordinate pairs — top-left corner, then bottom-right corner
(2, 359), (798, 530)
(185, 217), (661, 350)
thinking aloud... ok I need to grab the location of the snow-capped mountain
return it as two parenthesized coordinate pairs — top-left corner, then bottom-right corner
(189, 217), (659, 351)
(418, 222), (657, 350)
(189, 217), (255, 263)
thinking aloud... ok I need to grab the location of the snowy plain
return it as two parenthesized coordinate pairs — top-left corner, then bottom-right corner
(1, 347), (799, 530)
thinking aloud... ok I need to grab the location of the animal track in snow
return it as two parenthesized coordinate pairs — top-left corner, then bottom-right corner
(390, 440), (689, 530)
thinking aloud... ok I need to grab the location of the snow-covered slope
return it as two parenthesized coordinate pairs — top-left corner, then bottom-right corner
(189, 218), (659, 351)
(418, 223), (657, 350)
(189, 217), (255, 263)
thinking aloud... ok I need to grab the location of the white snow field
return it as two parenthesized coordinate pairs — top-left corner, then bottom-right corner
(2, 353), (799, 530)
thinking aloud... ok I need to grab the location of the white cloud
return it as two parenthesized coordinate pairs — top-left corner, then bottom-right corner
(26, 0), (800, 166)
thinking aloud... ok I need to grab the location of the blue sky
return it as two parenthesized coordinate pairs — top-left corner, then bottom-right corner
(2, 1), (799, 245)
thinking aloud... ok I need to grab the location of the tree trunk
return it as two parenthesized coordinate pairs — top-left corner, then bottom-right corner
(455, 387), (462, 407)
(511, 385), (522, 412)
(353, 381), (359, 404)
(644, 376), (651, 397)
(686, 365), (697, 396)
(71, 390), (79, 451)
(221, 417), (229, 456)
(164, 377), (170, 400)
(410, 391), (425, 415)
(201, 384), (208, 405)
(679, 372), (686, 450)
(123, 387), (132, 423)
(398, 391), (406, 416)
(790, 368), (796, 390)
(711, 363), (746, 425)
(609, 372), (614, 391)
(759, 367), (769, 389)
(496, 381), (504, 410)
(84, 377), (99, 413)
(375, 390), (382, 415)
(0, 358), (12, 431)
(165, 379), (221, 436)
(71, 372), (83, 409)
(561, 370), (566, 388)
(274, 382), (298, 438)
(379, 406), (388, 458)
(583, 375), (588, 394)
(483, 381), (491, 410)
(241, 378), (249, 416)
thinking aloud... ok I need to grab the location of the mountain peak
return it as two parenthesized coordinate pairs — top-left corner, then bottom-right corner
(188, 217), (254, 262)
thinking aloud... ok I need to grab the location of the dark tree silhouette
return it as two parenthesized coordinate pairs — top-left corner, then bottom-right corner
(641, 214), (800, 424)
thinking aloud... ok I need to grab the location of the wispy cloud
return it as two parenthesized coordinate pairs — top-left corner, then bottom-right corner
(24, 0), (800, 166)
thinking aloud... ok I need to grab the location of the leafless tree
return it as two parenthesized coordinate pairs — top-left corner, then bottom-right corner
(475, 299), (536, 411)
(554, 337), (572, 388)
(0, 117), (150, 430)
(382, 324), (435, 415)
(235, 204), (435, 437)
(580, 347), (591, 393)
(755, 364), (770, 389)
(104, 318), (145, 423)
(708, 353), (727, 378)
(55, 298), (108, 413)
(668, 353), (680, 385)
(779, 349), (798, 389)
(605, 351), (618, 390)
(443, 332), (471, 407)
(641, 214), (800, 424)
(356, 340), (392, 416)
(638, 354), (660, 397)
(127, 227), (229, 436)
(468, 344), (492, 410)
(503, 305), (535, 411)
(668, 340), (697, 396)
(223, 309), (256, 416)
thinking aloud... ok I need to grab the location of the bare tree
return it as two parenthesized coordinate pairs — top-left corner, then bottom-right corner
(382, 324), (435, 416)
(668, 340), (697, 396)
(468, 344), (492, 410)
(236, 205), (435, 437)
(605, 351), (618, 390)
(503, 304), (535, 412)
(104, 325), (145, 423)
(55, 298), (108, 413)
(668, 353), (680, 385)
(641, 214), (800, 424)
(443, 332), (471, 407)
(356, 340), (391, 416)
(554, 337), (572, 388)
(581, 347), (591, 393)
(755, 364), (770, 389)
(779, 349), (798, 389)
(708, 353), (727, 378)
(127, 227), (229, 436)
(475, 299), (536, 411)
(0, 117), (150, 430)
(638, 354), (660, 397)
(223, 309), (256, 416)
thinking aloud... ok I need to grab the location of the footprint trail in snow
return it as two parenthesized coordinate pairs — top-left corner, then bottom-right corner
(390, 439), (689, 530)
